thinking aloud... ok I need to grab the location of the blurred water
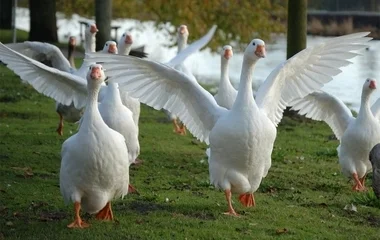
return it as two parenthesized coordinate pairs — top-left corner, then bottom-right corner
(15, 8), (380, 111)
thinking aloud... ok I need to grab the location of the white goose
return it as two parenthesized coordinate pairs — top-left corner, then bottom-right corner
(214, 45), (237, 109)
(98, 40), (141, 166)
(117, 32), (148, 59)
(86, 32), (370, 215)
(165, 24), (217, 134)
(290, 78), (380, 191)
(4, 23), (99, 135)
(117, 33), (141, 128)
(60, 64), (129, 228)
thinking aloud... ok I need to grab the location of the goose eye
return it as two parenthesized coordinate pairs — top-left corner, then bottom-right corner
(106, 43), (108, 46)
(123, 34), (125, 37)
(89, 67), (92, 70)
(252, 42), (256, 46)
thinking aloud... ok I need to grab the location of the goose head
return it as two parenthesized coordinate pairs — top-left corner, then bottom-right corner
(364, 78), (376, 90)
(118, 32), (133, 55)
(103, 41), (118, 54)
(69, 36), (76, 47)
(85, 23), (98, 37)
(177, 25), (189, 38)
(244, 39), (266, 61)
(222, 45), (233, 60)
(177, 25), (189, 48)
(120, 32), (133, 45)
(87, 64), (106, 86)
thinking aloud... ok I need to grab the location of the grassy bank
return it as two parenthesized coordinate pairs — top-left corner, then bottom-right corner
(0, 64), (379, 240)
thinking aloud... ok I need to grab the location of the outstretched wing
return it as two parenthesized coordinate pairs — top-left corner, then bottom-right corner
(86, 53), (227, 144)
(0, 43), (88, 109)
(5, 41), (72, 73)
(166, 25), (217, 67)
(290, 91), (354, 140)
(255, 32), (371, 126)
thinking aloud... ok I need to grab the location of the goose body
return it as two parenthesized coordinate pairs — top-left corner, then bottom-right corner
(369, 143), (380, 199)
(86, 32), (370, 214)
(98, 82), (140, 164)
(291, 78), (380, 190)
(60, 64), (129, 227)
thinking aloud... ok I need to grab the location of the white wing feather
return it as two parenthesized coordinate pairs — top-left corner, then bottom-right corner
(0, 43), (88, 109)
(371, 97), (380, 121)
(255, 32), (371, 126)
(5, 41), (72, 73)
(166, 25), (217, 67)
(85, 53), (227, 144)
(289, 91), (354, 140)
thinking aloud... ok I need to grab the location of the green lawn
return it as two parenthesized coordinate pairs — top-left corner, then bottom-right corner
(0, 64), (379, 240)
(0, 29), (29, 43)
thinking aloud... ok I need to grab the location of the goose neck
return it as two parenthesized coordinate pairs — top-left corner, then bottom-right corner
(104, 82), (123, 104)
(85, 33), (96, 53)
(177, 38), (187, 52)
(232, 57), (257, 108)
(358, 90), (373, 119)
(68, 45), (76, 68)
(219, 57), (230, 88)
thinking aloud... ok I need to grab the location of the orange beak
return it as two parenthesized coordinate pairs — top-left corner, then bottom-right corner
(125, 34), (133, 44)
(370, 80), (377, 89)
(108, 44), (117, 54)
(90, 24), (98, 33)
(90, 67), (101, 80)
(179, 26), (187, 34)
(69, 37), (76, 46)
(255, 45), (266, 58)
(224, 49), (233, 60)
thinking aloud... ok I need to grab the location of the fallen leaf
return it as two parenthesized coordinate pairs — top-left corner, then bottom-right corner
(276, 228), (288, 234)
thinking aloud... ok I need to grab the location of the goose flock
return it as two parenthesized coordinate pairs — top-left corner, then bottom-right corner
(1, 22), (379, 228)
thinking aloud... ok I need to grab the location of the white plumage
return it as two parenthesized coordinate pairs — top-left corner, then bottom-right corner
(290, 78), (380, 191)
(86, 32), (370, 214)
(214, 45), (237, 109)
(60, 64), (129, 228)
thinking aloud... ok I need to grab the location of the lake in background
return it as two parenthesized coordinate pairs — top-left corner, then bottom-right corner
(15, 8), (380, 112)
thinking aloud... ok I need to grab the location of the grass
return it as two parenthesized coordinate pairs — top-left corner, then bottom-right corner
(0, 63), (380, 240)
(0, 29), (29, 43)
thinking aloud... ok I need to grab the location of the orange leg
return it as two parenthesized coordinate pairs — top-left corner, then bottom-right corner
(352, 173), (365, 191)
(56, 112), (64, 136)
(178, 123), (187, 135)
(239, 193), (256, 207)
(359, 174), (366, 187)
(67, 202), (90, 228)
(95, 202), (113, 221)
(128, 184), (139, 195)
(172, 119), (186, 135)
(223, 189), (238, 216)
